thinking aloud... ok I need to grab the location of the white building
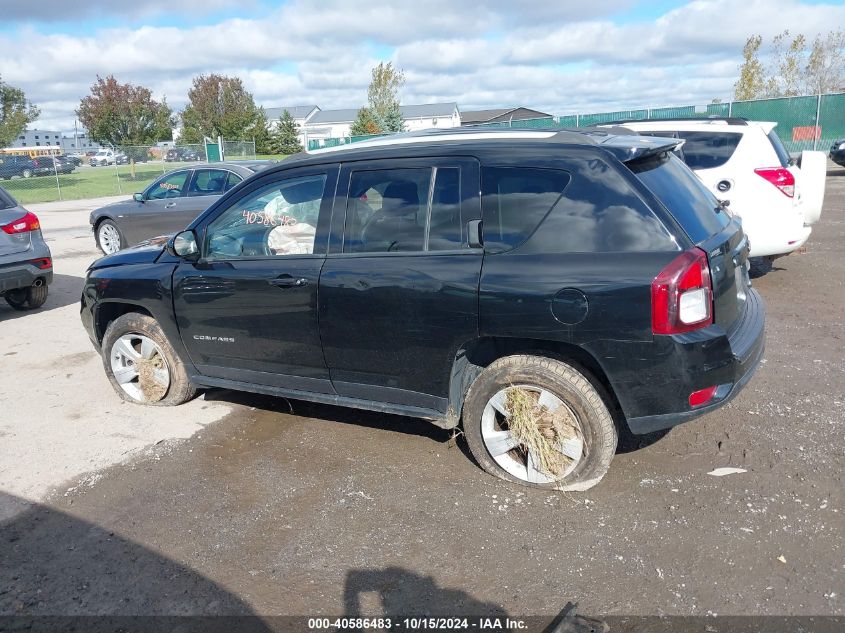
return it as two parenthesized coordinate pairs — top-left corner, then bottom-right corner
(302, 102), (461, 146)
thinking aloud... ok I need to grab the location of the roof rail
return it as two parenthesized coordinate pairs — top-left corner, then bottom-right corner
(604, 116), (749, 126)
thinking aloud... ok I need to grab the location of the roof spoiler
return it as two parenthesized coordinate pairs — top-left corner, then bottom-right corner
(595, 134), (684, 163)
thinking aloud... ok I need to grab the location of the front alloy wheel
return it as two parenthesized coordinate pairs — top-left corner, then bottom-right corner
(110, 333), (171, 403)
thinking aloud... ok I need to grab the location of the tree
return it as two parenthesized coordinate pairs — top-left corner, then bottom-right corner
(768, 30), (806, 97)
(0, 75), (40, 148)
(180, 74), (258, 143)
(350, 107), (381, 136)
(367, 62), (405, 121)
(804, 29), (845, 95)
(734, 35), (767, 101)
(377, 101), (405, 133)
(77, 75), (172, 175)
(272, 110), (302, 155)
(248, 107), (271, 154)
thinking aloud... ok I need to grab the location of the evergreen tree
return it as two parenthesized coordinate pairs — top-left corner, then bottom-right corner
(350, 107), (381, 136)
(377, 101), (405, 133)
(248, 107), (272, 154)
(276, 109), (302, 154)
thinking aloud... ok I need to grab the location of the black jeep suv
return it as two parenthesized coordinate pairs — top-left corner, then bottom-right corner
(81, 129), (765, 491)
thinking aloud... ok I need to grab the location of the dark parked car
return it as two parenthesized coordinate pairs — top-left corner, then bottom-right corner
(0, 186), (52, 310)
(165, 147), (204, 162)
(89, 161), (277, 254)
(830, 138), (845, 167)
(41, 155), (76, 174)
(80, 129), (764, 491)
(0, 155), (52, 179)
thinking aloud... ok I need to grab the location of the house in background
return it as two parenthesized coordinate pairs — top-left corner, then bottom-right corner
(302, 102), (462, 145)
(460, 107), (554, 126)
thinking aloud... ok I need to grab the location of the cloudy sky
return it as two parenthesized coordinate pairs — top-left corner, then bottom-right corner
(1, 0), (843, 132)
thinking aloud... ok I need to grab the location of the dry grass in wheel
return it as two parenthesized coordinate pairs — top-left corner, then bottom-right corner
(505, 386), (580, 478)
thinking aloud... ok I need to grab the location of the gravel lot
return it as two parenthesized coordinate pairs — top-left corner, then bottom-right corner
(1, 170), (843, 621)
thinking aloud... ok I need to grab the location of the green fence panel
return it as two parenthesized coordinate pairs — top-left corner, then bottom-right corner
(819, 93), (845, 146)
(730, 95), (819, 151)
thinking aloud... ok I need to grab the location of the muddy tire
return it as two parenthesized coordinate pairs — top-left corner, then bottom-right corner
(463, 355), (617, 492)
(102, 312), (196, 406)
(4, 284), (48, 310)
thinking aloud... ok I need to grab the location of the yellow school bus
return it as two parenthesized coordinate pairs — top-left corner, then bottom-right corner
(0, 146), (63, 158)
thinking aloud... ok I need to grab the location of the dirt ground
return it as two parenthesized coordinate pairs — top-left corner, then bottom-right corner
(1, 170), (843, 622)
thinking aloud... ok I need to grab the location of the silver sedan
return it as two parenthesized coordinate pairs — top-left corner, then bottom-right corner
(90, 161), (277, 254)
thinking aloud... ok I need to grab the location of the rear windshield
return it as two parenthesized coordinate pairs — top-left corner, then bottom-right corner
(630, 153), (729, 243)
(0, 188), (16, 210)
(676, 131), (742, 170)
(767, 129), (791, 168)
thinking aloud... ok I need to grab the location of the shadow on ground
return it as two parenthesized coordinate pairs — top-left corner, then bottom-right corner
(0, 492), (269, 624)
(0, 273), (83, 322)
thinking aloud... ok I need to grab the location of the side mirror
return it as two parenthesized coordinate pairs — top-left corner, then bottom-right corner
(133, 192), (145, 203)
(167, 230), (199, 259)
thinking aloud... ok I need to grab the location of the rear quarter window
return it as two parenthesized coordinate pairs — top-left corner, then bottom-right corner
(481, 167), (571, 252)
(767, 129), (791, 168)
(631, 153), (729, 244)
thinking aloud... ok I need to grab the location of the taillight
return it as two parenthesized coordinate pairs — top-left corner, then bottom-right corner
(754, 167), (795, 197)
(1, 211), (40, 234)
(652, 248), (713, 335)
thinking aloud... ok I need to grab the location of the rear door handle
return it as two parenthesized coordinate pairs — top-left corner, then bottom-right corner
(165, 202), (177, 208)
(269, 276), (308, 288)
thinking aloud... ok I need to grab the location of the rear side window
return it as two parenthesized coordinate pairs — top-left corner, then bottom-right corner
(481, 167), (571, 252)
(631, 153), (729, 243)
(767, 129), (791, 168)
(676, 131), (742, 170)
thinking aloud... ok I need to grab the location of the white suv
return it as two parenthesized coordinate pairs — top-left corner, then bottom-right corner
(89, 149), (116, 167)
(613, 118), (826, 258)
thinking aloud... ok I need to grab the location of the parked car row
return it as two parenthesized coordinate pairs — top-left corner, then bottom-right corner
(81, 127), (765, 491)
(165, 147), (206, 162)
(0, 155), (78, 179)
(830, 138), (845, 167)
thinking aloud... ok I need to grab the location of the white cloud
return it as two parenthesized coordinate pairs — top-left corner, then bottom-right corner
(1, 0), (842, 132)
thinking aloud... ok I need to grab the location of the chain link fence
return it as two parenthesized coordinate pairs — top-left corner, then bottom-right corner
(0, 140), (255, 205)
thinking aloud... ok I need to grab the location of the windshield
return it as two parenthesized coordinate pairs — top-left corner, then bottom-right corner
(630, 152), (729, 243)
(0, 188), (16, 210)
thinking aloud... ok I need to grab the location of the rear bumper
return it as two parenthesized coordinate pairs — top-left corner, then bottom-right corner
(748, 223), (811, 258)
(0, 261), (53, 293)
(618, 288), (766, 434)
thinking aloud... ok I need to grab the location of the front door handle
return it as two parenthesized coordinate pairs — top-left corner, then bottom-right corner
(165, 202), (177, 208)
(269, 276), (308, 288)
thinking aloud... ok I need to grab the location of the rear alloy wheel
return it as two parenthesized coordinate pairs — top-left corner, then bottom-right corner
(97, 220), (124, 255)
(4, 284), (48, 310)
(102, 312), (196, 406)
(464, 355), (618, 491)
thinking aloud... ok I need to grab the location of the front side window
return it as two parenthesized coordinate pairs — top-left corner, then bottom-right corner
(147, 171), (189, 200)
(205, 173), (327, 259)
(188, 169), (228, 197)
